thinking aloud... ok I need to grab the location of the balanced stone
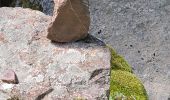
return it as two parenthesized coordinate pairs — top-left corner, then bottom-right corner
(47, 0), (90, 42)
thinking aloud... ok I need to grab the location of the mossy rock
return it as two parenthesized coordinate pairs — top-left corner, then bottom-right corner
(106, 45), (148, 100)
(109, 70), (148, 100)
(107, 45), (132, 73)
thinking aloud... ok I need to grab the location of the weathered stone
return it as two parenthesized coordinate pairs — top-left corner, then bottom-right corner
(0, 7), (110, 99)
(0, 69), (18, 84)
(47, 0), (90, 42)
(89, 0), (170, 99)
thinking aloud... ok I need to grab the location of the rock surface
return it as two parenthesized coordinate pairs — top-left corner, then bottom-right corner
(0, 7), (110, 99)
(89, 0), (170, 99)
(47, 0), (90, 42)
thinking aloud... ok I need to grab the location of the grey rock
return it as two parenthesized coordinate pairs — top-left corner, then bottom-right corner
(89, 0), (170, 99)
(0, 7), (110, 99)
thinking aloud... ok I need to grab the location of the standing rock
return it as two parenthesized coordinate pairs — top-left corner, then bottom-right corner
(47, 0), (90, 42)
(1, 69), (18, 84)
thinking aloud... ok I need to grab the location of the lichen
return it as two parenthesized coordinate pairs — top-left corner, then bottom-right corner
(107, 45), (148, 100)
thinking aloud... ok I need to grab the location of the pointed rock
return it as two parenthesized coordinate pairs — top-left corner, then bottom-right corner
(1, 69), (19, 84)
(47, 0), (90, 42)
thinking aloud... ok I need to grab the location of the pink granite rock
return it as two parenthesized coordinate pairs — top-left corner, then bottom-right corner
(1, 69), (18, 84)
(0, 7), (110, 99)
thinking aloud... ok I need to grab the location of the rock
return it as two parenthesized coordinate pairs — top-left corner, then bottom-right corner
(0, 7), (110, 99)
(0, 83), (15, 91)
(1, 69), (18, 84)
(0, 92), (10, 100)
(47, 0), (90, 42)
(22, 81), (53, 100)
(89, 0), (170, 99)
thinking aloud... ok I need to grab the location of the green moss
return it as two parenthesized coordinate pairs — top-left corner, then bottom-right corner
(106, 45), (148, 100)
(107, 45), (132, 73)
(109, 70), (148, 100)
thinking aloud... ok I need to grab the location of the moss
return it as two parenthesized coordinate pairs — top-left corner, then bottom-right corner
(106, 45), (148, 100)
(109, 70), (148, 100)
(107, 45), (132, 73)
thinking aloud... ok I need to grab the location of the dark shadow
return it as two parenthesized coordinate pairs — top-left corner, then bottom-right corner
(0, 0), (14, 7)
(76, 34), (106, 46)
(35, 88), (54, 100)
(51, 34), (106, 49)
(89, 68), (104, 80)
(0, 0), (54, 16)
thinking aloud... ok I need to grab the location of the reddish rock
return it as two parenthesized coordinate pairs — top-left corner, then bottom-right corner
(0, 7), (110, 99)
(47, 0), (90, 42)
(1, 69), (18, 84)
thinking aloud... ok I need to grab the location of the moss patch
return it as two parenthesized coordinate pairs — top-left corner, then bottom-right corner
(107, 45), (148, 100)
(107, 45), (132, 73)
(110, 70), (148, 100)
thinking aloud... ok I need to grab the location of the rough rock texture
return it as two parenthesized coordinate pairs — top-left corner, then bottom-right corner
(47, 0), (90, 42)
(89, 0), (170, 99)
(0, 7), (110, 99)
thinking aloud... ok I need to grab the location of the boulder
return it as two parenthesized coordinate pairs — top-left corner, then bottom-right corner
(47, 0), (90, 42)
(0, 7), (110, 99)
(89, 0), (170, 99)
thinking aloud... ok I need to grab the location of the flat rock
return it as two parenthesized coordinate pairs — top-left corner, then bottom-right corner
(47, 0), (90, 42)
(0, 7), (110, 99)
